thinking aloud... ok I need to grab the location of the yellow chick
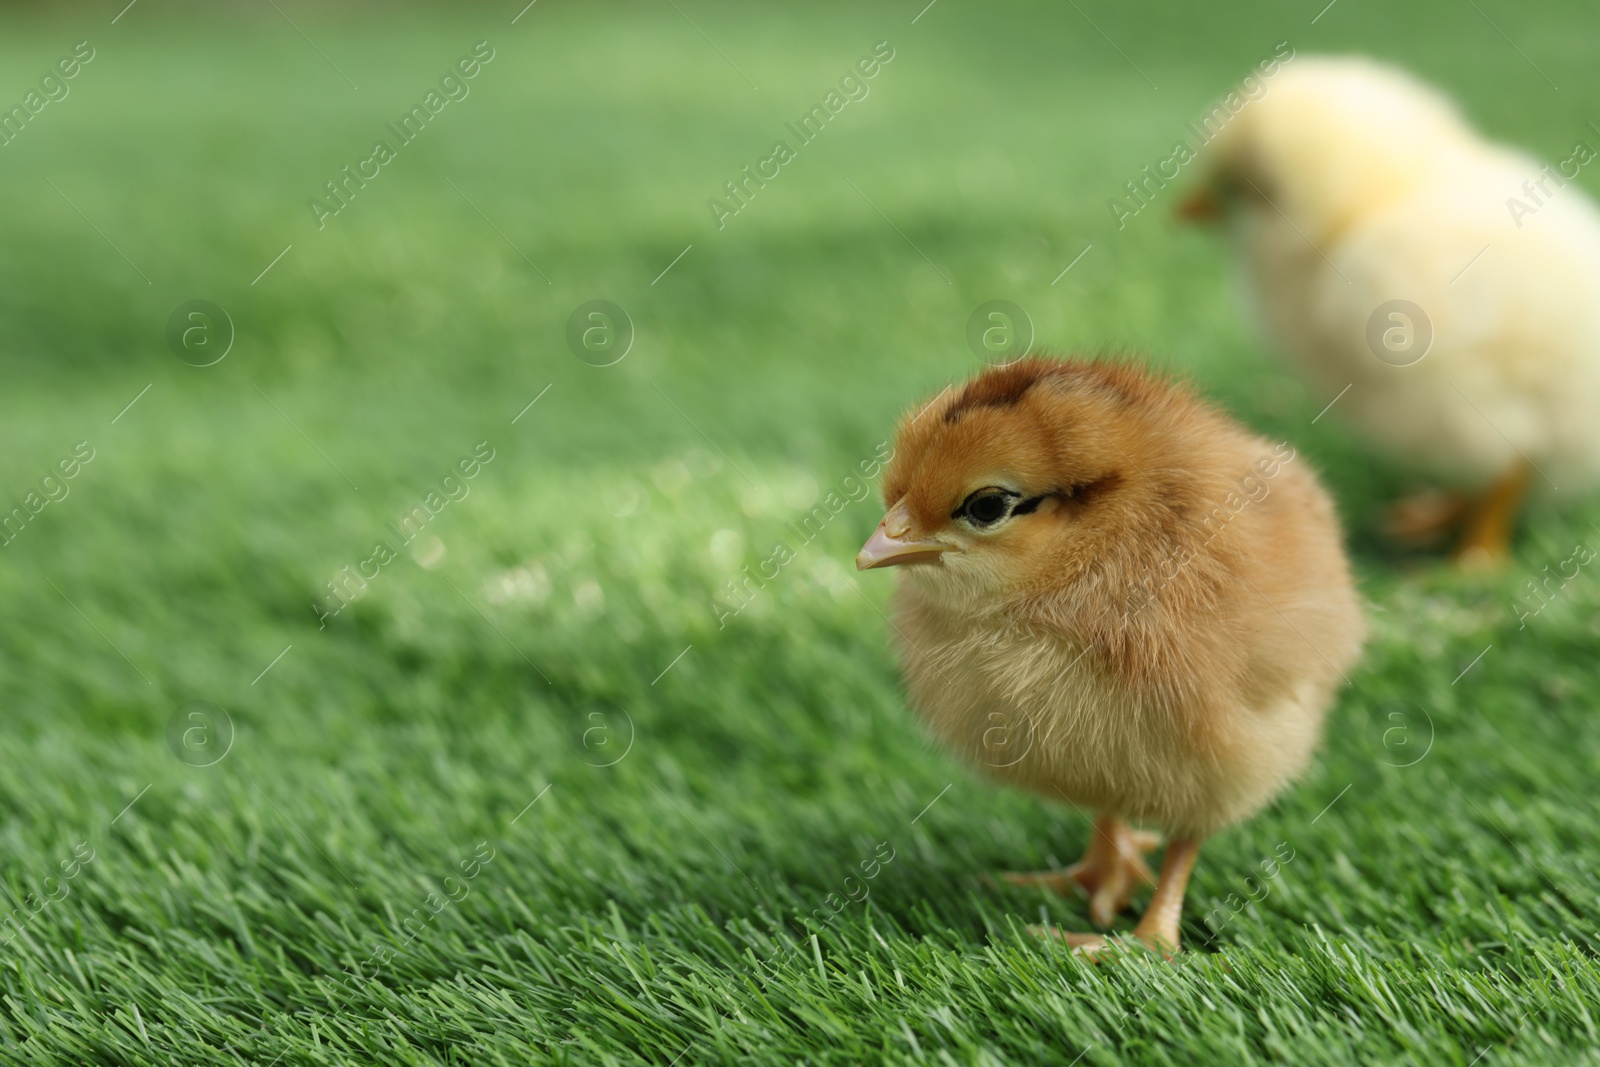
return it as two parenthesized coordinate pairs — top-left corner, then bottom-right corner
(857, 358), (1365, 957)
(1181, 56), (1600, 565)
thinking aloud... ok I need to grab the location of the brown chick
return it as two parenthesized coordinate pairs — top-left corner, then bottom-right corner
(856, 357), (1365, 958)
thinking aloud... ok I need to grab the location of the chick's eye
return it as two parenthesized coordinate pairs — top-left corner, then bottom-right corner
(959, 490), (1012, 527)
(969, 495), (1006, 523)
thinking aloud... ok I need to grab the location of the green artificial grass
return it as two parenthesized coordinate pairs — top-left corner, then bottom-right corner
(1, 1), (1598, 1063)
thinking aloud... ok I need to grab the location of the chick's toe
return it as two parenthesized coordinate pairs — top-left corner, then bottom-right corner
(1003, 817), (1158, 926)
(1025, 925), (1110, 958)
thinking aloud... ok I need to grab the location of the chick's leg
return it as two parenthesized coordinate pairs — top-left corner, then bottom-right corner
(1454, 461), (1531, 569)
(1003, 814), (1158, 926)
(1129, 837), (1200, 956)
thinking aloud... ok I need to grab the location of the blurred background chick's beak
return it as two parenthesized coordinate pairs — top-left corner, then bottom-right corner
(1178, 186), (1223, 222)
(856, 500), (949, 570)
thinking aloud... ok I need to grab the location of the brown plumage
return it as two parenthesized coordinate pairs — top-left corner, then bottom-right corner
(857, 357), (1365, 957)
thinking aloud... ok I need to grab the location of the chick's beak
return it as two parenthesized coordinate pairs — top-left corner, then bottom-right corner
(855, 500), (950, 571)
(1177, 187), (1223, 223)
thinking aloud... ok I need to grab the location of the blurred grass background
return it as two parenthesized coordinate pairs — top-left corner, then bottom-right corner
(0, 0), (1598, 1063)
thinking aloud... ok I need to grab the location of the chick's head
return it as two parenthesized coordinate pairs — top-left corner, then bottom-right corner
(859, 358), (1162, 610)
(1181, 56), (1477, 242)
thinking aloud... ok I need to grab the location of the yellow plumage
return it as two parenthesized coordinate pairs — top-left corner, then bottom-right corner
(1189, 56), (1600, 561)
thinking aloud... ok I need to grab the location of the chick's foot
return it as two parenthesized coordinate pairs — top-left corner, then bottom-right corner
(1025, 838), (1201, 964)
(1384, 489), (1470, 546)
(1003, 816), (1158, 926)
